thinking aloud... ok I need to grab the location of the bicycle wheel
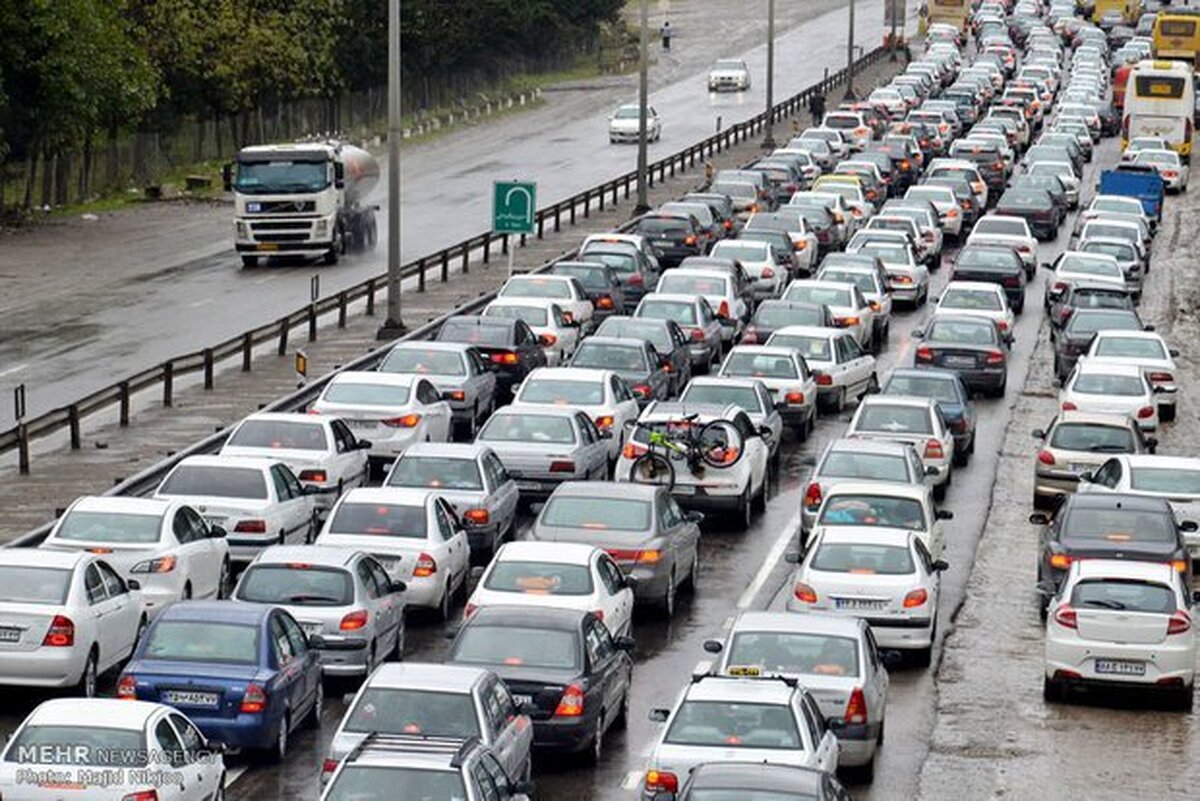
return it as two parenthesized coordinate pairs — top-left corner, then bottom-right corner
(630, 452), (676, 489)
(697, 420), (745, 469)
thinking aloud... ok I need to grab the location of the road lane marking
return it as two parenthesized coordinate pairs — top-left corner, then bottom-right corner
(188, 298), (213, 308)
(623, 770), (644, 790)
(0, 363), (27, 378)
(225, 765), (248, 787)
(737, 508), (800, 611)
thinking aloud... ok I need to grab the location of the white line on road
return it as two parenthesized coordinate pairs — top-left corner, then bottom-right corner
(736, 509), (800, 611)
(188, 298), (213, 308)
(0, 363), (27, 378)
(622, 770), (644, 790)
(225, 765), (248, 788)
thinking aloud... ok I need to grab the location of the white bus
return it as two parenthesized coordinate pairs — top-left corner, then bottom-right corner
(1122, 60), (1196, 159)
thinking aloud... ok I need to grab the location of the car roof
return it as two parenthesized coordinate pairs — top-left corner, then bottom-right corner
(160, 599), (269, 624)
(487, 297), (563, 310)
(67, 496), (173, 516)
(825, 480), (927, 500)
(825, 437), (917, 457)
(494, 404), (582, 421)
(817, 527), (919, 548)
(733, 610), (865, 637)
(466, 604), (587, 630)
(860, 394), (936, 410)
(550, 480), (660, 500)
(685, 675), (798, 704)
(0, 548), (89, 569)
(640, 292), (705, 306)
(689, 762), (826, 792)
(253, 545), (357, 568)
(400, 442), (490, 459)
(526, 367), (611, 383)
(497, 541), (599, 564)
(338, 486), (435, 506)
(241, 411), (327, 425)
(25, 699), (164, 729)
(577, 336), (645, 350)
(172, 454), (279, 472)
(389, 341), (473, 354)
(363, 662), (489, 692)
(1073, 361), (1144, 378)
(1116, 454), (1200, 471)
(942, 281), (1004, 294)
(1071, 557), (1178, 584)
(1065, 492), (1171, 513)
(327, 371), (419, 388)
(1051, 410), (1136, 428)
(726, 345), (800, 358)
(640, 401), (740, 421)
(771, 325), (842, 339)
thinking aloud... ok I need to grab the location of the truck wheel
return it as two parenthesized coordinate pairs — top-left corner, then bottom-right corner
(324, 223), (346, 265)
(241, 255), (258, 268)
(366, 217), (378, 250)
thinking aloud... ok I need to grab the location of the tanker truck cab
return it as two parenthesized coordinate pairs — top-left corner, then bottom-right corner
(225, 141), (379, 267)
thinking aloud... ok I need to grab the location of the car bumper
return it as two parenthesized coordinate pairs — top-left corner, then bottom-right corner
(227, 533), (283, 564)
(618, 563), (673, 601)
(139, 581), (187, 618)
(513, 476), (577, 502)
(835, 722), (882, 766)
(531, 711), (601, 751)
(954, 367), (1007, 392)
(668, 482), (748, 511)
(609, 130), (643, 143)
(465, 523), (503, 555)
(688, 343), (716, 367)
(1046, 639), (1195, 688)
(315, 638), (373, 676)
(192, 713), (280, 751)
(0, 648), (87, 687)
(1033, 470), (1081, 501)
(889, 283), (922, 302)
(399, 574), (444, 609)
(862, 615), (935, 649)
(236, 241), (334, 257)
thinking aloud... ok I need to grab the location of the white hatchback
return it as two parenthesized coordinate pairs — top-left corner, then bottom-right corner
(766, 325), (877, 413)
(846, 397), (955, 498)
(782, 279), (876, 349)
(716, 345), (818, 434)
(497, 274), (594, 331)
(1059, 361), (1159, 431)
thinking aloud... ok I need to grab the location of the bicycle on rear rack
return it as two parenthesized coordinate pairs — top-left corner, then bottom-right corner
(626, 414), (745, 491)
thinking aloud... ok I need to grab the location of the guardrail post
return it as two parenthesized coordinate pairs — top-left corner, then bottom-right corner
(68, 405), (81, 450)
(242, 333), (252, 371)
(484, 237), (492, 265)
(611, 182), (618, 206)
(570, 203), (577, 225)
(537, 217), (545, 239)
(163, 362), (174, 408)
(338, 292), (348, 327)
(366, 279), (377, 314)
(278, 318), (289, 356)
(308, 305), (318, 341)
(583, 191), (591, 219)
(418, 258), (426, 293)
(203, 348), (214, 389)
(554, 206), (562, 232)
(17, 423), (29, 474)
(599, 189), (605, 212)
(440, 252), (450, 283)
(461, 249), (470, 276)
(624, 176), (631, 200)
(119, 382), (130, 425)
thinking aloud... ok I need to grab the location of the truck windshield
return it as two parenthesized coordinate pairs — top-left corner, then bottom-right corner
(235, 160), (328, 194)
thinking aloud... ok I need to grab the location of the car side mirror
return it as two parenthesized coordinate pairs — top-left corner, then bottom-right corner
(614, 635), (636, 653)
(931, 559), (949, 572)
(649, 708), (671, 722)
(1079, 471), (1094, 483)
(1041, 262), (1053, 270)
(784, 551), (802, 564)
(357, 439), (373, 450)
(1192, 589), (1200, 606)
(1152, 385), (1167, 394)
(390, 580), (407, 593)
(1031, 428), (1046, 440)
(1051, 378), (1062, 388)
(304, 484), (322, 495)
(127, 579), (142, 591)
(703, 639), (724, 654)
(775, 400), (789, 411)
(308, 633), (327, 649)
(684, 510), (705, 524)
(758, 425), (773, 439)
(1144, 324), (1155, 331)
(1181, 520), (1199, 533)
(622, 575), (639, 590)
(912, 329), (925, 338)
(1146, 436), (1159, 452)
(1029, 512), (1051, 525)
(209, 525), (227, 539)
(221, 163), (233, 192)
(538, 333), (555, 347)
(936, 509), (953, 520)
(599, 428), (614, 439)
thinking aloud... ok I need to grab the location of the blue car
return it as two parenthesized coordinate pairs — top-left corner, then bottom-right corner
(882, 368), (976, 465)
(117, 600), (323, 762)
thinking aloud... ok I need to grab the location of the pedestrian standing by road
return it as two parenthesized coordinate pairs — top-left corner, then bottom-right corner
(661, 21), (672, 50)
(809, 93), (826, 126)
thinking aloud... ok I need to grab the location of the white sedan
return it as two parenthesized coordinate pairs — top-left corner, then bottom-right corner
(710, 240), (790, 298)
(40, 496), (229, 617)
(766, 325), (877, 413)
(815, 261), (893, 344)
(932, 281), (1016, 341)
(708, 59), (751, 91)
(610, 103), (662, 143)
(484, 298), (581, 365)
(0, 550), (144, 697)
(220, 411), (370, 512)
(1081, 330), (1179, 421)
(464, 541), (635, 637)
(1058, 361), (1159, 431)
(846, 396), (954, 499)
(849, 236), (930, 308)
(497, 274), (594, 331)
(966, 215), (1037, 275)
(782, 279), (876, 350)
(786, 528), (945, 666)
(0, 699), (225, 801)
(1044, 559), (1195, 709)
(1133, 149), (1189, 192)
(511, 367), (639, 463)
(154, 454), (318, 564)
(1046, 251), (1127, 308)
(316, 487), (471, 620)
(807, 480), (951, 559)
(311, 371), (453, 466)
(716, 345), (818, 435)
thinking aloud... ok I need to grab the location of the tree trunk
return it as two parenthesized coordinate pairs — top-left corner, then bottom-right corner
(40, 145), (54, 208)
(23, 147), (38, 210)
(106, 122), (120, 190)
(80, 134), (93, 200)
(55, 149), (71, 206)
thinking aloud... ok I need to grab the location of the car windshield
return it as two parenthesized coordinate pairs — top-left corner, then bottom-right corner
(858, 243), (910, 263)
(451, 625), (580, 670)
(819, 495), (926, 529)
(520, 378), (605, 405)
(596, 319), (671, 352)
(723, 352), (798, 379)
(856, 405), (933, 434)
(54, 511), (162, 544)
(144, 621), (259, 664)
(572, 343), (647, 372)
(1131, 468), (1200, 494)
(727, 631), (860, 678)
(659, 274), (729, 296)
(485, 304), (549, 326)
(614, 106), (640, 119)
(639, 299), (697, 325)
(785, 285), (852, 307)
(1067, 311), (1140, 335)
(886, 375), (959, 403)
(439, 321), (512, 346)
(485, 561), (594, 596)
(379, 348), (466, 376)
(927, 320), (996, 345)
(328, 502), (427, 538)
(228, 420), (328, 451)
(387, 457), (483, 491)
(941, 289), (1002, 311)
(325, 766), (466, 801)
(0, 566), (71, 604)
(1080, 241), (1134, 261)
(754, 305), (823, 328)
(665, 701), (801, 749)
(907, 188), (952, 203)
(344, 688), (479, 737)
(820, 270), (875, 293)
(1062, 508), (1176, 544)
(1071, 579), (1177, 614)
(158, 465), (268, 500)
(810, 542), (915, 574)
(540, 497), (652, 532)
(1049, 423), (1135, 452)
(6, 726), (147, 767)
(767, 334), (831, 361)
(975, 218), (1026, 236)
(715, 60), (745, 70)
(958, 249), (1018, 270)
(582, 250), (639, 273)
(480, 414), (576, 444)
(713, 244), (769, 262)
(682, 385), (764, 414)
(502, 279), (571, 300)
(1072, 373), (1145, 396)
(322, 382), (410, 406)
(236, 565), (354, 605)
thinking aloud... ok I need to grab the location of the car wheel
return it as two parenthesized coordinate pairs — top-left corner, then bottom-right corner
(1175, 685), (1194, 712)
(753, 475), (768, 513)
(613, 684), (631, 730)
(586, 714), (605, 766)
(913, 618), (936, 668)
(131, 617), (147, 657)
(182, 582), (192, 601)
(269, 715), (290, 763)
(391, 622), (406, 661)
(661, 571), (677, 618)
(953, 446), (969, 467)
(75, 649), (99, 698)
(854, 754), (877, 784)
(737, 488), (753, 529)
(1042, 675), (1063, 703)
(933, 478), (947, 502)
(834, 388), (846, 413)
(688, 552), (701, 592)
(217, 559), (230, 599)
(306, 512), (319, 544)
(437, 580), (454, 621)
(214, 774), (226, 801)
(305, 680), (324, 729)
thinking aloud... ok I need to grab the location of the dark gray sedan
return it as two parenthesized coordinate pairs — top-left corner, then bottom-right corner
(528, 481), (702, 616)
(594, 316), (692, 395)
(568, 336), (672, 406)
(912, 314), (1009, 397)
(550, 261), (626, 324)
(1052, 308), (1148, 380)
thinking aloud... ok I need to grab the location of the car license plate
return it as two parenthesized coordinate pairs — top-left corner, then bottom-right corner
(375, 555), (400, 569)
(671, 485), (697, 496)
(944, 355), (975, 368)
(162, 690), (220, 707)
(1069, 463), (1092, 473)
(834, 598), (885, 610)
(0, 627), (20, 643)
(346, 420), (375, 430)
(512, 694), (534, 706)
(1094, 659), (1145, 676)
(256, 243), (279, 252)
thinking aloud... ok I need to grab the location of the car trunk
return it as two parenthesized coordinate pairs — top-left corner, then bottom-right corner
(220, 446), (324, 477)
(490, 664), (581, 721)
(1075, 609), (1170, 645)
(313, 400), (413, 437)
(809, 571), (913, 616)
(490, 441), (587, 481)
(927, 346), (994, 370)
(803, 677), (863, 722)
(127, 658), (267, 719)
(315, 533), (420, 581)
(163, 495), (270, 532)
(40, 540), (161, 576)
(0, 602), (62, 652)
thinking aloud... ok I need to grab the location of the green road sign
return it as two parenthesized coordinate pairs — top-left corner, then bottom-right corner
(492, 180), (537, 235)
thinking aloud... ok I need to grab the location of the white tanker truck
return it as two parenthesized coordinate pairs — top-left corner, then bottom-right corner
(223, 141), (380, 267)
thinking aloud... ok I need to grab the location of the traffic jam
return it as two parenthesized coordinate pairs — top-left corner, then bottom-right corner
(0, 0), (1196, 799)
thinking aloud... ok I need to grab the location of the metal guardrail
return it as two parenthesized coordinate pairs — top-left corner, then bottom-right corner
(4, 46), (886, 546)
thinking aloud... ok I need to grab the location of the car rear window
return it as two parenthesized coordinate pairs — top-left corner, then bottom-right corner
(638, 219), (691, 236)
(228, 420), (329, 451)
(681, 385), (764, 414)
(659, 274), (729, 296)
(0, 566), (71, 605)
(144, 621), (259, 664)
(502, 279), (571, 300)
(1059, 255), (1123, 277)
(784, 285), (852, 307)
(1072, 373), (1144, 396)
(1062, 508), (1176, 544)
(820, 269), (875, 293)
(885, 375), (958, 403)
(819, 495), (926, 530)
(723, 352), (798, 379)
(379, 348), (466, 376)
(941, 288), (1002, 311)
(754, 304), (824, 328)
(439, 320), (513, 346)
(519, 378), (605, 405)
(1049, 423), (1135, 452)
(1080, 241), (1136, 261)
(582, 250), (639, 273)
(54, 511), (162, 544)
(325, 766), (466, 800)
(485, 304), (549, 327)
(975, 218), (1026, 236)
(158, 465), (268, 500)
(927, 320), (997, 345)
(484, 560), (594, 596)
(665, 701), (801, 749)
(1131, 468), (1200, 494)
(820, 451), (911, 481)
(480, 414), (576, 445)
(639, 299), (697, 325)
(767, 333), (831, 361)
(451, 625), (581, 670)
(572, 343), (647, 372)
(236, 565), (354, 606)
(958, 249), (1020, 270)
(322, 381), (410, 406)
(596, 319), (671, 352)
(1067, 311), (1140, 335)
(6, 726), (147, 766)
(328, 502), (427, 538)
(1071, 579), (1177, 614)
(810, 543), (915, 574)
(539, 497), (652, 532)
(713, 243), (769, 262)
(727, 632), (860, 678)
(386, 456), (484, 491)
(343, 688), (479, 737)
(856, 405), (933, 435)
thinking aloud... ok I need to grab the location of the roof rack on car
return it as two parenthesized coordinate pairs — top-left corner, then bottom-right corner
(690, 672), (798, 689)
(345, 732), (481, 766)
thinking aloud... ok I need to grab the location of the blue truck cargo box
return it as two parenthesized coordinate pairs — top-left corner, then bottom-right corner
(1098, 166), (1164, 220)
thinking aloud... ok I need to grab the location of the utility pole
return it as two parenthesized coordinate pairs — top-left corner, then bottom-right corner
(844, 0), (858, 101)
(890, 0), (899, 61)
(634, 0), (651, 216)
(377, 0), (406, 340)
(762, 0), (777, 149)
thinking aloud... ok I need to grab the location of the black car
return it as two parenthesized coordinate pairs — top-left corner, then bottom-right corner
(1052, 308), (1148, 380)
(1009, 174), (1069, 215)
(436, 316), (548, 402)
(951, 244), (1026, 312)
(740, 300), (834, 344)
(633, 214), (708, 267)
(792, 205), (839, 252)
(578, 244), (661, 309)
(446, 606), (634, 761)
(1048, 281), (1135, 329)
(550, 261), (626, 323)
(912, 314), (1009, 397)
(569, 336), (671, 405)
(1032, 493), (1196, 614)
(883, 368), (976, 463)
(654, 762), (851, 801)
(747, 160), (807, 205)
(594, 316), (692, 395)
(994, 187), (1061, 240)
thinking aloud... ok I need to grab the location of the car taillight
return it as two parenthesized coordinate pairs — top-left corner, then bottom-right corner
(924, 439), (944, 460)
(464, 603), (477, 619)
(413, 552), (437, 578)
(554, 684), (585, 717)
(298, 470), (328, 483)
(116, 674), (138, 699)
(684, 235), (698, 246)
(960, 200), (971, 210)
(447, 389), (466, 401)
(540, 333), (558, 347)
(597, 296), (615, 310)
(322, 759), (339, 776)
(1037, 449), (1056, 466)
(741, 327), (759, 344)
(42, 615), (74, 647)
(1003, 276), (1020, 288)
(837, 316), (861, 327)
(718, 300), (730, 318)
(1052, 282), (1068, 294)
(946, 208), (958, 218)
(623, 441), (647, 459)
(383, 414), (421, 428)
(121, 792), (158, 801)
(1137, 406), (1155, 419)
(1169, 611), (1192, 634)
(845, 687), (868, 724)
(490, 351), (520, 365)
(986, 350), (1005, 365)
(762, 266), (775, 279)
(915, 346), (933, 362)
(1171, 560), (1189, 574)
(793, 582), (818, 603)
(550, 460), (576, 473)
(629, 273), (645, 285)
(1059, 308), (1074, 322)
(903, 588), (929, 608)
(1149, 372), (1173, 383)
(803, 482), (823, 510)
(241, 683), (267, 714)
(234, 519), (268, 534)
(645, 771), (679, 793)
(595, 415), (614, 429)
(1164, 170), (1178, 179)
(690, 327), (705, 341)
(997, 321), (1009, 332)
(632, 384), (652, 397)
(1053, 605), (1078, 629)
(340, 610), (368, 631)
(785, 391), (805, 405)
(1061, 401), (1078, 411)
(901, 159), (911, 169)
(723, 220), (734, 231)
(130, 556), (177, 574)
(814, 373), (832, 386)
(1049, 553), (1073, 570)
(463, 507), (490, 525)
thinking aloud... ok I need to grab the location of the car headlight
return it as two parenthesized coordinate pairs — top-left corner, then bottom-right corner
(236, 222), (249, 238)
(314, 219), (329, 237)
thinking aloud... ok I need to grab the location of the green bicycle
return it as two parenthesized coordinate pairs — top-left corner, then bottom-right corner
(627, 414), (745, 490)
